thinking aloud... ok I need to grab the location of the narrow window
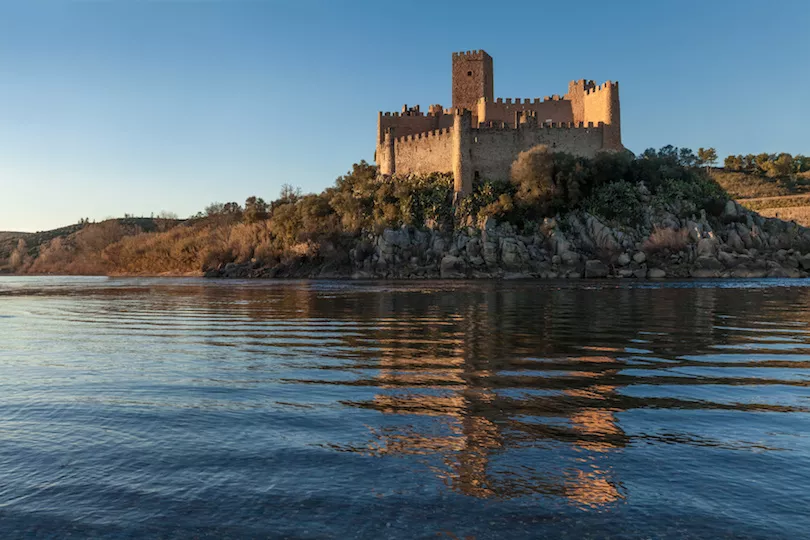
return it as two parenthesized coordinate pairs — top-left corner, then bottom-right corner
(467, 71), (472, 77)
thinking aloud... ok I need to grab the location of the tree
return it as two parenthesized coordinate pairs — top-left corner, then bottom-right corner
(279, 184), (302, 204)
(697, 147), (718, 170)
(510, 144), (557, 215)
(724, 155), (743, 171)
(794, 155), (810, 173)
(762, 153), (794, 178)
(678, 148), (697, 167)
(205, 202), (225, 216)
(755, 153), (772, 172)
(244, 196), (269, 223)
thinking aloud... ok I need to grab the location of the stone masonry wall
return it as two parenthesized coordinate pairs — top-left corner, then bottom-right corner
(478, 96), (574, 126)
(452, 50), (494, 111)
(389, 129), (455, 176)
(582, 82), (621, 150)
(377, 112), (453, 144)
(469, 123), (606, 181)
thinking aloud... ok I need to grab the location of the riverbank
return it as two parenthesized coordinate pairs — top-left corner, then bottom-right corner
(5, 149), (810, 279)
(206, 200), (810, 280)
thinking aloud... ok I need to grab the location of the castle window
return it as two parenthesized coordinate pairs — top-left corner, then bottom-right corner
(474, 171), (480, 181)
(474, 136), (478, 143)
(467, 71), (472, 77)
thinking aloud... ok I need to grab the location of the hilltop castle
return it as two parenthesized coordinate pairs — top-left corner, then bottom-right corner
(376, 50), (622, 194)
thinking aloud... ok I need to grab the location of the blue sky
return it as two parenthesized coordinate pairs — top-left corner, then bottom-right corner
(1, 0), (808, 232)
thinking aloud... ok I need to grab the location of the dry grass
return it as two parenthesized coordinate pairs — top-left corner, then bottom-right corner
(739, 194), (810, 211)
(710, 170), (810, 199)
(642, 226), (689, 254)
(757, 206), (810, 227)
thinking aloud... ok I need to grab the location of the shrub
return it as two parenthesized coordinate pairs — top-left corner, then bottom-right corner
(584, 180), (644, 226)
(652, 175), (727, 218)
(511, 145), (555, 213)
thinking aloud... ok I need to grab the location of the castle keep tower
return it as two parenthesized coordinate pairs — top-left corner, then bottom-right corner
(376, 50), (622, 195)
(452, 50), (494, 111)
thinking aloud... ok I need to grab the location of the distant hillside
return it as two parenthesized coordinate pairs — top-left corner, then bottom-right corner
(0, 218), (181, 274)
(0, 232), (30, 242)
(710, 169), (810, 226)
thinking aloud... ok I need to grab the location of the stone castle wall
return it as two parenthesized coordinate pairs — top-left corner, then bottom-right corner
(375, 50), (623, 192)
(380, 110), (606, 193)
(377, 128), (455, 177)
(478, 96), (574, 126)
(470, 121), (606, 182)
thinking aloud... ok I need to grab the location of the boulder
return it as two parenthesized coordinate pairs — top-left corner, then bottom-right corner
(686, 220), (702, 243)
(723, 200), (738, 219)
(440, 255), (466, 279)
(466, 238), (481, 258)
(501, 238), (528, 269)
(632, 252), (647, 264)
(585, 259), (609, 278)
(696, 256), (724, 270)
(697, 236), (718, 257)
(617, 253), (631, 266)
(717, 251), (736, 268)
(726, 230), (745, 252)
(647, 268), (667, 279)
(482, 241), (499, 266)
(587, 215), (620, 253)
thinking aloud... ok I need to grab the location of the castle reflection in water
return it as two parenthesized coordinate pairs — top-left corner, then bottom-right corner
(186, 279), (805, 507)
(308, 282), (737, 506)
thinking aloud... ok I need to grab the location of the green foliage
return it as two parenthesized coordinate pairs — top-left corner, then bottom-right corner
(652, 175), (727, 218)
(584, 180), (644, 225)
(721, 152), (810, 181)
(509, 145), (591, 219)
(456, 179), (516, 222)
(243, 196), (269, 223)
(3, 148), (738, 275)
(697, 147), (718, 168)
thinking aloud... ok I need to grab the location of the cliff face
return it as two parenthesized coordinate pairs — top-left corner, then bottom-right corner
(206, 200), (810, 280)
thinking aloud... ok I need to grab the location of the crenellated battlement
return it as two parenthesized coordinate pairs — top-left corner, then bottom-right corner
(584, 81), (619, 95)
(490, 96), (566, 104)
(473, 119), (605, 132)
(394, 127), (453, 144)
(376, 49), (622, 193)
(452, 49), (489, 60)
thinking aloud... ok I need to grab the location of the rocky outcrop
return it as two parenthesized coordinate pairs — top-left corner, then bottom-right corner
(206, 202), (810, 280)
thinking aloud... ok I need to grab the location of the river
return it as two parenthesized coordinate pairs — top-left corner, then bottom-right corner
(0, 277), (808, 538)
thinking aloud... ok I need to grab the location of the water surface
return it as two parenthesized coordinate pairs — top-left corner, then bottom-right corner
(1, 277), (809, 538)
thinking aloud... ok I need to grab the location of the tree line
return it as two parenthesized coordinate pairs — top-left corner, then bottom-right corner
(723, 153), (810, 177)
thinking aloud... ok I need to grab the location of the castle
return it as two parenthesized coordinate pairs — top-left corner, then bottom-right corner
(376, 50), (622, 194)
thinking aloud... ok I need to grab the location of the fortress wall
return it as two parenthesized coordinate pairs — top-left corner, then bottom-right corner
(565, 79), (596, 124)
(479, 97), (573, 126)
(582, 82), (621, 149)
(469, 124), (605, 181)
(393, 129), (455, 175)
(377, 112), (453, 144)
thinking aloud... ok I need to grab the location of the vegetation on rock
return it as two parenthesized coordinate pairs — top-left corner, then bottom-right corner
(5, 145), (810, 279)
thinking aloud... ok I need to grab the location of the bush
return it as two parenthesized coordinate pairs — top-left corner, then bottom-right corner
(652, 175), (727, 218)
(510, 145), (589, 218)
(584, 180), (644, 226)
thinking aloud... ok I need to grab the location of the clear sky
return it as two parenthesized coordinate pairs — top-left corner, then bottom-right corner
(1, 0), (808, 232)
